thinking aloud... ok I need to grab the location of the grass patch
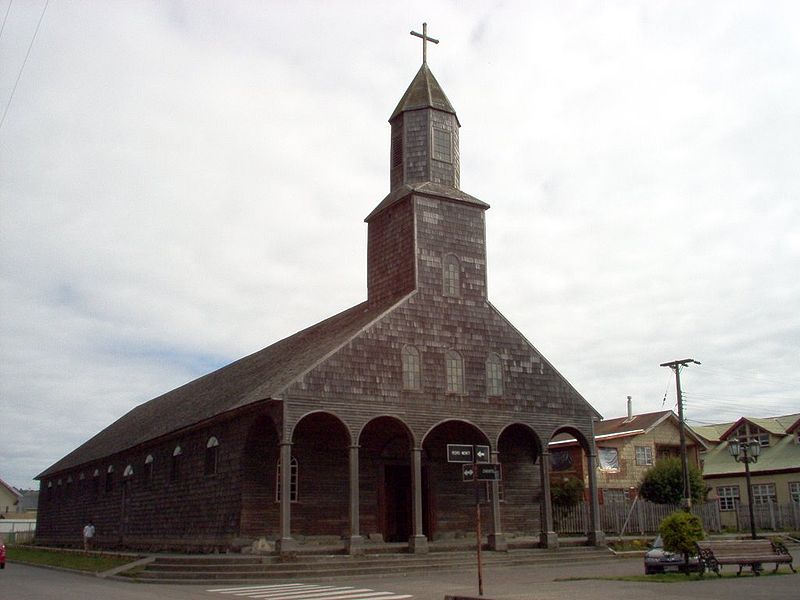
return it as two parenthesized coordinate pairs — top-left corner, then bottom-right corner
(557, 570), (795, 583)
(7, 545), (136, 573)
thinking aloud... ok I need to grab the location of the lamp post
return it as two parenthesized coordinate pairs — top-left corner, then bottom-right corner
(728, 438), (761, 539)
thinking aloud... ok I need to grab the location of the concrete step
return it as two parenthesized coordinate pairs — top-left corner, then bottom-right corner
(130, 546), (613, 584)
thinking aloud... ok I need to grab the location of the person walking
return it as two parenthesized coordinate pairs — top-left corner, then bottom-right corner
(82, 521), (95, 553)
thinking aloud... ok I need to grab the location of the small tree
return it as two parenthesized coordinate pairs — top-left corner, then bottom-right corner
(659, 510), (704, 575)
(638, 457), (705, 505)
(550, 476), (585, 508)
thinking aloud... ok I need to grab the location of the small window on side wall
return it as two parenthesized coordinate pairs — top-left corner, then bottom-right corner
(205, 436), (220, 476)
(105, 465), (114, 493)
(171, 445), (183, 482)
(144, 454), (154, 484)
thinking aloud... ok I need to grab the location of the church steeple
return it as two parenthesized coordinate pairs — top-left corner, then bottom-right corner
(366, 25), (488, 306)
(388, 24), (461, 191)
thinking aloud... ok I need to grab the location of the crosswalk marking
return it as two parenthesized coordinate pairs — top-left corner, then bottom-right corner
(206, 583), (412, 600)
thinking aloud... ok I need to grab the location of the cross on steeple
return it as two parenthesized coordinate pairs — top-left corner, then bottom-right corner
(410, 22), (439, 65)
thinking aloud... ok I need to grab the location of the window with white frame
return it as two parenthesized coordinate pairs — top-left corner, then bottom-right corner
(276, 457), (299, 502)
(443, 254), (460, 297)
(105, 465), (114, 493)
(144, 454), (154, 484)
(171, 445), (183, 482)
(205, 436), (219, 476)
(717, 485), (739, 511)
(445, 350), (465, 394)
(635, 445), (653, 466)
(597, 447), (619, 471)
(485, 353), (503, 397)
(790, 482), (800, 503)
(401, 345), (421, 391)
(732, 422), (770, 447)
(751, 483), (776, 505)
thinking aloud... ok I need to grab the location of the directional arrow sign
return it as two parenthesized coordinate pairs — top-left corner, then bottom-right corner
(447, 444), (474, 463)
(462, 464), (475, 482)
(474, 445), (490, 464)
(476, 464), (502, 481)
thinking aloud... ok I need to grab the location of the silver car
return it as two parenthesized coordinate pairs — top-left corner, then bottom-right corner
(644, 535), (700, 574)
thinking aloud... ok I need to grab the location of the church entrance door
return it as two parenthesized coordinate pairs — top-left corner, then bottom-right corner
(383, 464), (431, 542)
(384, 465), (411, 542)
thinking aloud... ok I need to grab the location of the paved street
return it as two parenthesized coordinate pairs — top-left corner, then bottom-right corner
(1, 557), (797, 600)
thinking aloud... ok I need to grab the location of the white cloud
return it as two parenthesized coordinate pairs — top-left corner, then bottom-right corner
(1, 1), (799, 490)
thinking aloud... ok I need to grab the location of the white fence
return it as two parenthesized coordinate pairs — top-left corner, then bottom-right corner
(0, 519), (36, 544)
(732, 502), (800, 532)
(553, 500), (722, 535)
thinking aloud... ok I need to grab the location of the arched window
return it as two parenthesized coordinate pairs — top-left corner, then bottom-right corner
(123, 464), (134, 478)
(105, 465), (114, 493)
(144, 454), (154, 484)
(170, 445), (183, 483)
(205, 436), (220, 476)
(275, 457), (299, 503)
(486, 353), (504, 397)
(442, 254), (460, 297)
(401, 345), (421, 391)
(92, 469), (100, 496)
(445, 350), (465, 394)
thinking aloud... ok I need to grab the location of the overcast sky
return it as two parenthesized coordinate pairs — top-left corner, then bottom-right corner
(1, 1), (798, 491)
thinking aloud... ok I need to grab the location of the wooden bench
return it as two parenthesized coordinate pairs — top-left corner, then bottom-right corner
(695, 539), (796, 576)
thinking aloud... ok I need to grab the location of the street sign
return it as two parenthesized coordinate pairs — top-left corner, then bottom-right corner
(476, 463), (502, 481)
(462, 464), (475, 482)
(447, 444), (474, 463)
(474, 445), (490, 463)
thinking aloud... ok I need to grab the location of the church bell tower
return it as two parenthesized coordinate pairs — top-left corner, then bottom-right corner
(366, 24), (489, 306)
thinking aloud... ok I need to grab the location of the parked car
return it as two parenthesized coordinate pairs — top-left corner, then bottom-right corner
(644, 535), (699, 574)
(0, 541), (6, 569)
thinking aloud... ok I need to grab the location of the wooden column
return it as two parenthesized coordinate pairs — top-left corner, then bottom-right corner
(586, 450), (605, 546)
(346, 444), (364, 554)
(276, 441), (296, 554)
(409, 446), (428, 553)
(488, 449), (507, 551)
(538, 449), (558, 548)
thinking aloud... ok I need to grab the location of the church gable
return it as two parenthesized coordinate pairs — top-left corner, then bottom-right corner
(285, 293), (595, 439)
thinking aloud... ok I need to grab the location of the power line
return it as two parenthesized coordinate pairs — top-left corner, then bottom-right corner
(0, 0), (13, 40)
(0, 0), (49, 133)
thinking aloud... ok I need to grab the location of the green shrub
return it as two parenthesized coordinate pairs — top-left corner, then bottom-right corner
(659, 511), (704, 575)
(550, 476), (585, 507)
(638, 457), (705, 505)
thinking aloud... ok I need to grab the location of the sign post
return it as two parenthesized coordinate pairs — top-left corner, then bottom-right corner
(448, 444), (502, 597)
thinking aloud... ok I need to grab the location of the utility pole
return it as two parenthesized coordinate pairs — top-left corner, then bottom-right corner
(660, 358), (700, 510)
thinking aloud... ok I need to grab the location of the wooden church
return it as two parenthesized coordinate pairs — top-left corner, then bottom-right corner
(36, 27), (605, 554)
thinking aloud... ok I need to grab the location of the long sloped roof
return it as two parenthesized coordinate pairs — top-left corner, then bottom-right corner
(38, 297), (399, 479)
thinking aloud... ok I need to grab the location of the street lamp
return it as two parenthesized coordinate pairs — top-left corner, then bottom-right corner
(728, 438), (761, 539)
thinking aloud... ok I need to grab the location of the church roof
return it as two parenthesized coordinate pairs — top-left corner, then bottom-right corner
(365, 181), (488, 222)
(38, 296), (402, 479)
(389, 63), (459, 124)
